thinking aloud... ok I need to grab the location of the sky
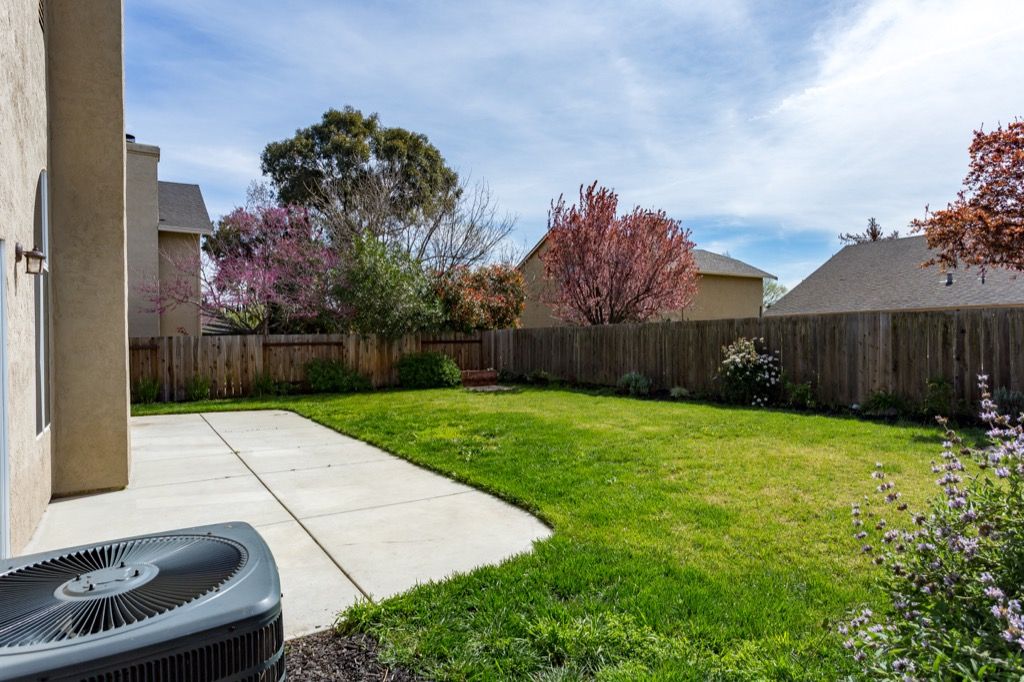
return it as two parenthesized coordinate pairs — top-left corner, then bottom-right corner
(125, 0), (1024, 288)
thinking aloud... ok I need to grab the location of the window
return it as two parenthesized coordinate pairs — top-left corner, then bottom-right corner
(35, 170), (50, 435)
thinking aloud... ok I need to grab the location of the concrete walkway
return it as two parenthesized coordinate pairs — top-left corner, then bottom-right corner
(23, 411), (550, 639)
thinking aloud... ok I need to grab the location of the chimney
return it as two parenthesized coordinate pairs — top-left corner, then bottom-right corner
(945, 273), (953, 286)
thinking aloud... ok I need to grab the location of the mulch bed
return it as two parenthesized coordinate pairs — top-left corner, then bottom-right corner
(285, 631), (423, 681)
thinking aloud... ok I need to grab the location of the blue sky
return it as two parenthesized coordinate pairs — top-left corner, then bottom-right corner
(125, 0), (1024, 287)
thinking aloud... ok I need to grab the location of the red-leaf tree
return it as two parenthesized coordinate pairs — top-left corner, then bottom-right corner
(540, 182), (698, 325)
(436, 264), (525, 332)
(912, 120), (1024, 273)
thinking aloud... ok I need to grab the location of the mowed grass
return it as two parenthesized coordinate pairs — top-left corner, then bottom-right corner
(135, 387), (946, 680)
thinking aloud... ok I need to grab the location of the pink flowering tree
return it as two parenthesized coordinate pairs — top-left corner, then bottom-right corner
(141, 205), (339, 334)
(540, 182), (698, 325)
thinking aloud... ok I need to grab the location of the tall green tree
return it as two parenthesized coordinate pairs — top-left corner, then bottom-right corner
(334, 233), (442, 339)
(261, 106), (458, 220)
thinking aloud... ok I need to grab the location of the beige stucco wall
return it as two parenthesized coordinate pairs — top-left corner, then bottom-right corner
(158, 231), (201, 336)
(0, 0), (53, 553)
(519, 241), (562, 328)
(678, 274), (764, 321)
(518, 242), (765, 327)
(47, 0), (131, 498)
(126, 142), (160, 337)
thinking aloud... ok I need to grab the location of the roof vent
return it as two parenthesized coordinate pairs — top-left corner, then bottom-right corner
(945, 273), (954, 287)
(125, 133), (136, 143)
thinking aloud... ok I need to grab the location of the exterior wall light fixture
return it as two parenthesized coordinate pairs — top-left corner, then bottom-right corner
(15, 243), (47, 275)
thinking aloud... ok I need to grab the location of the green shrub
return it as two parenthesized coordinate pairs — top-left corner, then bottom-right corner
(251, 372), (291, 398)
(132, 377), (160, 404)
(669, 386), (690, 400)
(397, 352), (462, 389)
(305, 359), (372, 393)
(994, 386), (1024, 417)
(617, 372), (651, 397)
(184, 375), (212, 402)
(785, 380), (816, 410)
(527, 370), (555, 385)
(334, 233), (442, 338)
(861, 390), (908, 418)
(498, 368), (525, 384)
(921, 375), (954, 418)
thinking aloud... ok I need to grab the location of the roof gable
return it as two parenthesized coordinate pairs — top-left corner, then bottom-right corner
(158, 181), (213, 234)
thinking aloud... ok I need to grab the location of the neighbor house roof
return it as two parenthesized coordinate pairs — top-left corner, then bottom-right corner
(765, 235), (1024, 316)
(519, 234), (775, 279)
(691, 249), (775, 279)
(158, 181), (213, 234)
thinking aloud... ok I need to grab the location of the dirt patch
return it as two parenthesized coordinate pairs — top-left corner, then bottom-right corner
(285, 631), (424, 681)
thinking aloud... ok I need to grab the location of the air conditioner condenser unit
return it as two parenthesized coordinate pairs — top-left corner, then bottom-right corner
(0, 522), (283, 681)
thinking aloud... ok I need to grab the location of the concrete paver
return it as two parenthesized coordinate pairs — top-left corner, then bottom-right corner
(23, 409), (551, 639)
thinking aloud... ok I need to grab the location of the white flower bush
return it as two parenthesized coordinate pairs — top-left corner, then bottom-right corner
(843, 377), (1024, 679)
(718, 337), (781, 407)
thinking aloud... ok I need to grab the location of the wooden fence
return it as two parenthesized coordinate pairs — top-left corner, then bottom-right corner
(130, 309), (1024, 407)
(481, 308), (1024, 408)
(130, 332), (482, 402)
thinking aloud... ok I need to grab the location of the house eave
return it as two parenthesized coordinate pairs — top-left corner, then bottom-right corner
(158, 223), (213, 236)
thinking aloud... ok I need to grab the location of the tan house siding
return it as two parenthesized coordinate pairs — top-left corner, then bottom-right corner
(126, 142), (161, 337)
(519, 240), (561, 328)
(518, 240), (766, 327)
(679, 275), (763, 320)
(158, 231), (201, 336)
(1, 0), (53, 553)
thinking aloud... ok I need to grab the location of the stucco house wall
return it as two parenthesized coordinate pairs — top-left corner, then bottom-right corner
(158, 231), (202, 336)
(125, 144), (210, 338)
(0, 0), (130, 555)
(126, 142), (161, 337)
(678, 275), (764, 321)
(1, 0), (53, 554)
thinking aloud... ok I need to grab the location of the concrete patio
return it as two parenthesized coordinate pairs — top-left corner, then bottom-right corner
(22, 411), (551, 639)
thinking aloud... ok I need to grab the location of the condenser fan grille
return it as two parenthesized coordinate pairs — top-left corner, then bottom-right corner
(0, 535), (247, 648)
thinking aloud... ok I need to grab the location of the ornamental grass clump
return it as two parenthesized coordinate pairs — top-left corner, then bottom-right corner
(842, 377), (1024, 679)
(718, 337), (781, 407)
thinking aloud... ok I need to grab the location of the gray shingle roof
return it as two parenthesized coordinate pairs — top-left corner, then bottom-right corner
(158, 181), (213, 234)
(765, 235), (1024, 316)
(519, 234), (775, 280)
(693, 249), (775, 279)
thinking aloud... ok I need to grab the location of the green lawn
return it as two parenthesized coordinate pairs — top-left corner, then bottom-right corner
(135, 387), (945, 680)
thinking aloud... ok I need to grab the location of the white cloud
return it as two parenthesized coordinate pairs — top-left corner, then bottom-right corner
(126, 0), (1024, 272)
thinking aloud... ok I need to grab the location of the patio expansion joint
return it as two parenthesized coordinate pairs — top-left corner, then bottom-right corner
(198, 413), (375, 603)
(296, 489), (476, 522)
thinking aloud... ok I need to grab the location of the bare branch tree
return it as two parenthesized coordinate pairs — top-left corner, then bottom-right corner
(314, 172), (514, 276)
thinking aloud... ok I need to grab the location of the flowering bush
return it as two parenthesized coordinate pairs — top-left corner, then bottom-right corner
(842, 377), (1024, 679)
(436, 264), (525, 332)
(718, 337), (781, 407)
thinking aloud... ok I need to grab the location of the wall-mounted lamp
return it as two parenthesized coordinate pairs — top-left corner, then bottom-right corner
(15, 243), (47, 276)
